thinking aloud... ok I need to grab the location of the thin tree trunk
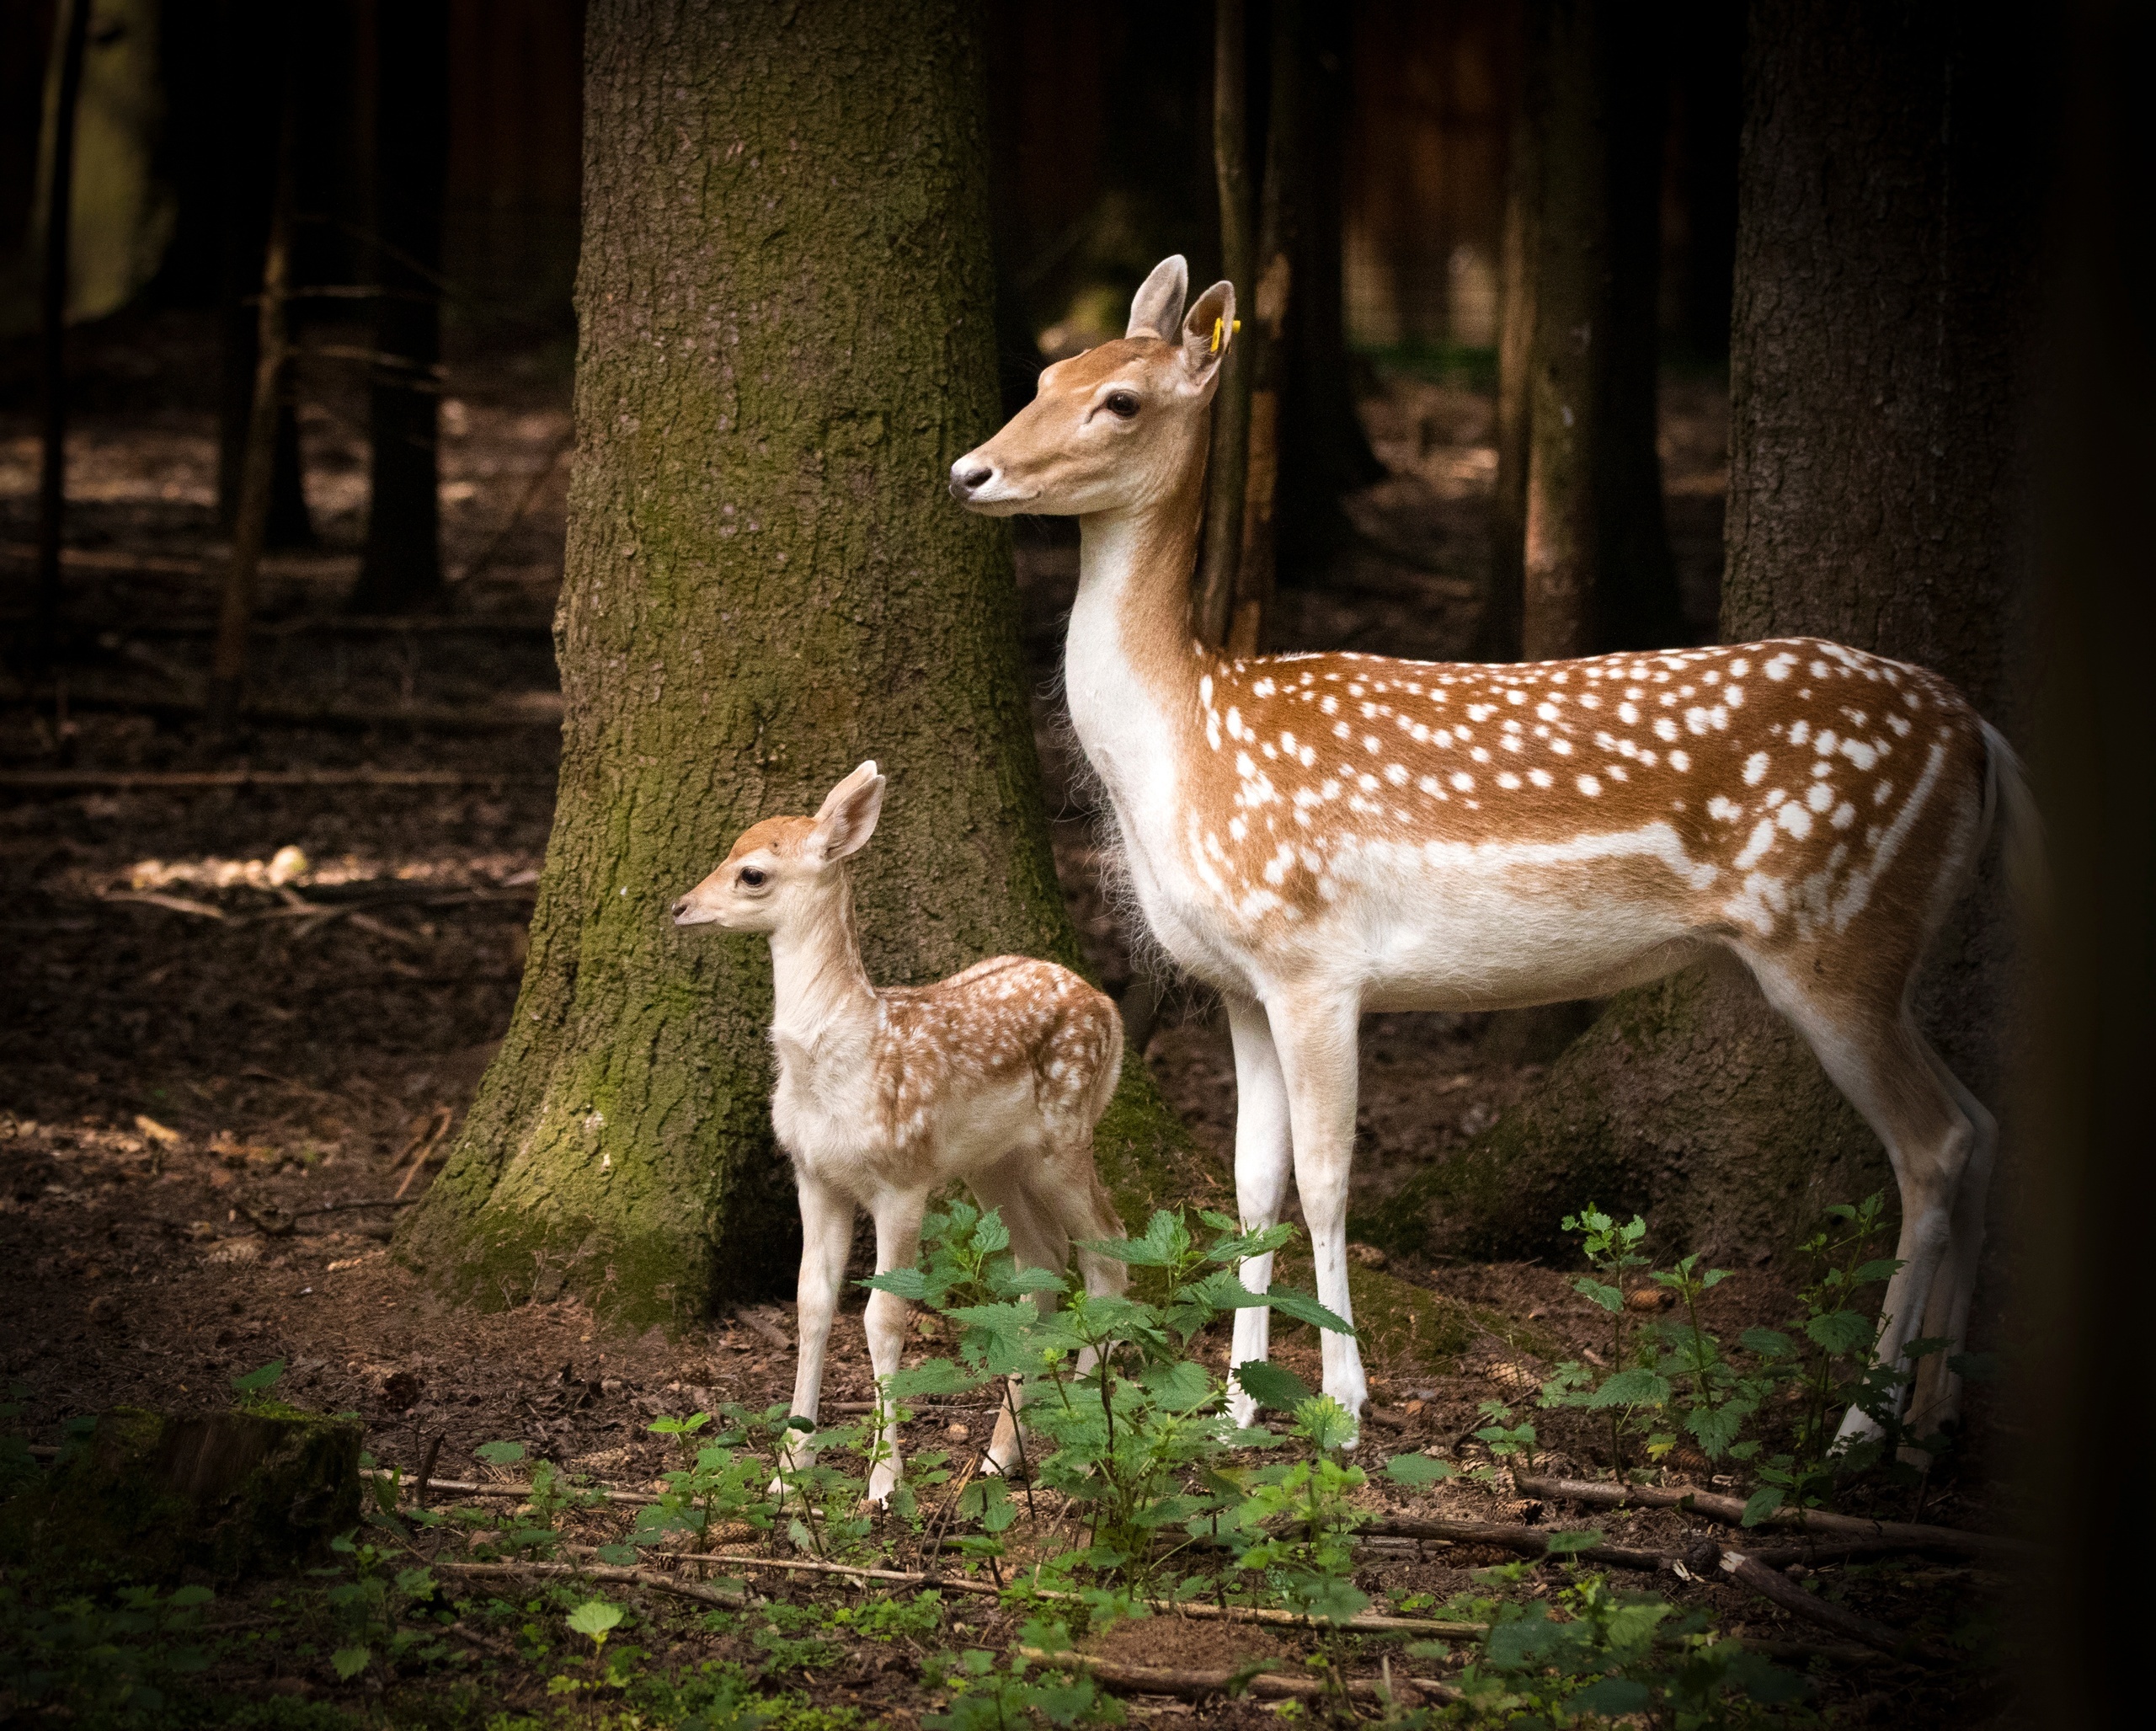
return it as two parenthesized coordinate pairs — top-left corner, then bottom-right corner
(1518, 0), (1677, 662)
(348, 0), (448, 614)
(1227, 0), (1300, 660)
(216, 0), (311, 550)
(1196, 0), (1251, 648)
(30, 0), (91, 673)
(1362, 0), (2036, 1272)
(1276, 0), (1383, 582)
(1481, 7), (1540, 665)
(207, 59), (296, 727)
(398, 0), (1207, 1329)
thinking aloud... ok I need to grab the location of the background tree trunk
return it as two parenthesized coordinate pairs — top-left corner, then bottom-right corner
(216, 0), (310, 550)
(347, 0), (447, 614)
(1196, 0), (1252, 647)
(1275, 0), (1383, 584)
(1516, 0), (1678, 662)
(1361, 0), (2036, 1268)
(398, 0), (1203, 1332)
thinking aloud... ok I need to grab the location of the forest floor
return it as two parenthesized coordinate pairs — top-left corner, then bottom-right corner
(0, 312), (2010, 1726)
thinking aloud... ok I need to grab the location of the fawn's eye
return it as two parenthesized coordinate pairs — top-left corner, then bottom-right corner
(739, 867), (767, 888)
(1104, 391), (1140, 419)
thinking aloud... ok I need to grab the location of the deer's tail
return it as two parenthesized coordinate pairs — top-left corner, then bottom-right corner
(1980, 720), (2047, 919)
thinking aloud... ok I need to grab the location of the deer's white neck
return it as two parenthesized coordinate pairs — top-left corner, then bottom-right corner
(766, 884), (877, 1055)
(1066, 494), (1204, 818)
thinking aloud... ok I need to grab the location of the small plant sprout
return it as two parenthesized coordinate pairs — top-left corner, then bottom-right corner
(567, 1597), (623, 1658)
(229, 1359), (286, 1410)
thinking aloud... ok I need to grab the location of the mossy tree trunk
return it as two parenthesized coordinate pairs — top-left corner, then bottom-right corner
(1364, 0), (2036, 1266)
(399, 0), (1203, 1333)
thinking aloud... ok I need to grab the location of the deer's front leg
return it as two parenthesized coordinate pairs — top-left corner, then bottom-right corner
(863, 1186), (927, 1507)
(782, 1173), (854, 1481)
(1226, 995), (1293, 1430)
(1269, 991), (1368, 1435)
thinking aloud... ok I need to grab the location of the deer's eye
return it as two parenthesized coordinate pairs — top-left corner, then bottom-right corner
(1104, 392), (1140, 419)
(739, 867), (767, 888)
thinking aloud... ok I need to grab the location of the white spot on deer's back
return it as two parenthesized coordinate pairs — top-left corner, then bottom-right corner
(1743, 751), (1769, 785)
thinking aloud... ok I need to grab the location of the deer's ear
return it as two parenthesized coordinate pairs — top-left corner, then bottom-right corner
(1126, 254), (1188, 340)
(1178, 280), (1236, 393)
(808, 761), (885, 863)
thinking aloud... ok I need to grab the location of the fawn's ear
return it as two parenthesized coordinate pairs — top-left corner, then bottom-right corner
(1179, 280), (1235, 394)
(808, 761), (885, 863)
(1126, 254), (1188, 340)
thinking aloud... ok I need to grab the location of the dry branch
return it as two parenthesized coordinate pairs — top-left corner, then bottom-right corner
(1371, 1514), (1669, 1572)
(1019, 1648), (1460, 1707)
(1715, 1546), (1943, 1661)
(430, 1558), (744, 1609)
(1513, 1473), (2025, 1559)
(362, 1469), (658, 1507)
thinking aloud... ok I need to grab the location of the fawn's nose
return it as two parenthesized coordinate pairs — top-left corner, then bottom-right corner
(948, 457), (995, 500)
(670, 896), (691, 922)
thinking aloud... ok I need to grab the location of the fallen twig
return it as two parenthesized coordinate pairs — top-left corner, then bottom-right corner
(1370, 1514), (1670, 1573)
(1513, 1473), (2025, 1559)
(730, 1306), (793, 1352)
(362, 1469), (660, 1507)
(1714, 1545), (1945, 1662)
(430, 1558), (744, 1609)
(1018, 1648), (1460, 1707)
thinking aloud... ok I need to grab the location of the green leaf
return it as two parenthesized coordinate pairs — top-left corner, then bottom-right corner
(1574, 1278), (1624, 1313)
(330, 1646), (371, 1680)
(1383, 1452), (1455, 1488)
(1569, 1677), (1652, 1716)
(886, 1359), (990, 1399)
(1137, 1360), (1215, 1413)
(1264, 1287), (1356, 1337)
(167, 1584), (216, 1608)
(1585, 1368), (1670, 1409)
(1740, 1327), (1796, 1358)
(1850, 1258), (1903, 1284)
(1804, 1311), (1876, 1355)
(861, 1266), (929, 1300)
(1740, 1486), (1785, 1527)
(1230, 1360), (1313, 1412)
(474, 1440), (526, 1466)
(1947, 1350), (1999, 1382)
(567, 1599), (624, 1640)
(595, 1542), (639, 1566)
(1542, 1529), (1604, 1555)
(231, 1359), (286, 1395)
(394, 1567), (437, 1600)
(1686, 1402), (1744, 1458)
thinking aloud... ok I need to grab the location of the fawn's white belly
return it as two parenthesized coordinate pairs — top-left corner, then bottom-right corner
(775, 1058), (1044, 1199)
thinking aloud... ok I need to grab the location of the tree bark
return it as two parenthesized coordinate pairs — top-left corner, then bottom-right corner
(1516, 0), (1678, 663)
(347, 0), (448, 615)
(1196, 0), (1252, 649)
(30, 0), (89, 672)
(1275, 0), (1383, 582)
(398, 0), (1205, 1331)
(1362, 0), (2037, 1267)
(215, 0), (310, 551)
(1227, 0), (1301, 658)
(1478, 29), (1537, 665)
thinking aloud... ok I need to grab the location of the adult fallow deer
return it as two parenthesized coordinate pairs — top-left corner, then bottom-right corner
(950, 255), (2035, 1446)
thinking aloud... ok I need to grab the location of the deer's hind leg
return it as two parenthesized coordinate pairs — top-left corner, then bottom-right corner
(1746, 954), (1985, 1443)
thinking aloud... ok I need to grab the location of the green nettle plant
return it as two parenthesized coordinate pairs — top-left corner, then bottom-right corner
(1537, 1194), (1998, 1516)
(866, 1201), (1401, 1610)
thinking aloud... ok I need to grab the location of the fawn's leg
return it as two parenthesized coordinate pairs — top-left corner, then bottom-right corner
(863, 1186), (928, 1505)
(1267, 989), (1368, 1434)
(1224, 993), (1294, 1430)
(782, 1173), (855, 1478)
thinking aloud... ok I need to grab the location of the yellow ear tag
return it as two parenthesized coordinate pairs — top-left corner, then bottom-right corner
(1209, 317), (1240, 355)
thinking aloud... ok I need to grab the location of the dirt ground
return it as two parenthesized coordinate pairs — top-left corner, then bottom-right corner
(1, 312), (2007, 1724)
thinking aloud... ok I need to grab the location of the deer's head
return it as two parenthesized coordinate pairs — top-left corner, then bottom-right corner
(951, 255), (1234, 518)
(671, 761), (885, 934)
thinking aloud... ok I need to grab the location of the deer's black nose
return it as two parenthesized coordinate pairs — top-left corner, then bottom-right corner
(670, 896), (691, 921)
(949, 459), (995, 500)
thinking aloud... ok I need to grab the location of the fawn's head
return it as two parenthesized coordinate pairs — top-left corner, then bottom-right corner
(950, 254), (1234, 518)
(671, 761), (885, 934)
